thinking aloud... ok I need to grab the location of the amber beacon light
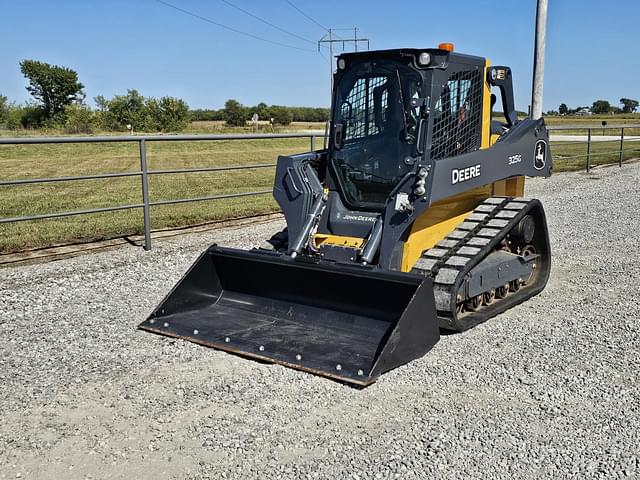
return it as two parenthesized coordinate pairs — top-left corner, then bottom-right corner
(438, 42), (455, 52)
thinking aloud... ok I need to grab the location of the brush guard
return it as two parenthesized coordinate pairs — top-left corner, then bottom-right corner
(139, 246), (440, 386)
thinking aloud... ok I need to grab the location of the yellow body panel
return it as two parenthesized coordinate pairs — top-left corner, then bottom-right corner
(400, 184), (493, 271)
(313, 233), (365, 249)
(481, 59), (493, 150)
(485, 59), (525, 198)
(400, 59), (523, 272)
(492, 176), (525, 197)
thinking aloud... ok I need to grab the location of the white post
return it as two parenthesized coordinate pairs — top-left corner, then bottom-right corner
(531, 0), (548, 120)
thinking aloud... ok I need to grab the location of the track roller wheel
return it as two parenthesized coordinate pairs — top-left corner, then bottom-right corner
(496, 283), (509, 299)
(483, 289), (496, 305)
(465, 295), (483, 312)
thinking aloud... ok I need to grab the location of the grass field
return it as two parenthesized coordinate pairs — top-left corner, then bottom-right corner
(552, 139), (639, 171)
(544, 114), (640, 171)
(545, 114), (640, 137)
(0, 117), (638, 254)
(0, 121), (327, 139)
(185, 120), (326, 134)
(544, 113), (640, 125)
(0, 137), (311, 253)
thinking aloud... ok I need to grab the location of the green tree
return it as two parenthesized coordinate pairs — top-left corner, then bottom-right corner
(270, 105), (293, 125)
(100, 89), (148, 131)
(223, 99), (247, 127)
(620, 98), (639, 114)
(0, 95), (46, 130)
(93, 95), (111, 129)
(591, 100), (610, 114)
(0, 94), (8, 124)
(251, 102), (270, 121)
(17, 106), (48, 129)
(5, 108), (25, 129)
(64, 104), (96, 134)
(558, 103), (568, 115)
(19, 60), (84, 117)
(190, 108), (223, 121)
(146, 96), (190, 131)
(94, 95), (109, 112)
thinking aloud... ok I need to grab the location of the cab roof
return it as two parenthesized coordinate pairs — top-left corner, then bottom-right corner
(338, 48), (485, 68)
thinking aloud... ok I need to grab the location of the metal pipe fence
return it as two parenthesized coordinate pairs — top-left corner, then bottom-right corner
(1, 125), (638, 251)
(547, 124), (640, 172)
(0, 132), (322, 250)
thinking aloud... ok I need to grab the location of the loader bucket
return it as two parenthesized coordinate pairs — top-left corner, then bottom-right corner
(139, 246), (440, 386)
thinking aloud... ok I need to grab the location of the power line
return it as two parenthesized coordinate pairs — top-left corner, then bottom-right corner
(318, 28), (370, 97)
(318, 50), (330, 65)
(154, 0), (316, 52)
(326, 28), (359, 42)
(284, 0), (328, 32)
(219, 0), (318, 47)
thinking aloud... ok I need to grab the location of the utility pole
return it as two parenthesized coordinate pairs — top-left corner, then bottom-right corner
(328, 28), (333, 98)
(318, 28), (370, 97)
(531, 0), (548, 119)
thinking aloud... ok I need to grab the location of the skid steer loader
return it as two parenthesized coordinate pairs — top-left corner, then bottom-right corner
(140, 44), (552, 386)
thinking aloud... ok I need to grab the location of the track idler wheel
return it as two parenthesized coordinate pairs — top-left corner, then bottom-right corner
(511, 215), (536, 244)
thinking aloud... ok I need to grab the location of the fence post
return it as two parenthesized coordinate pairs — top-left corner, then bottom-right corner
(310, 135), (315, 152)
(586, 128), (592, 172)
(619, 127), (625, 167)
(139, 139), (152, 251)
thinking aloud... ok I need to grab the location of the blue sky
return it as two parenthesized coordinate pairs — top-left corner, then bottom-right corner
(0, 0), (638, 111)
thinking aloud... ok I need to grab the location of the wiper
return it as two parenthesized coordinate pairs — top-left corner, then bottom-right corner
(395, 69), (413, 144)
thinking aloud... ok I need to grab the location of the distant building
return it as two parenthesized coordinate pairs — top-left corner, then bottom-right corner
(575, 108), (592, 116)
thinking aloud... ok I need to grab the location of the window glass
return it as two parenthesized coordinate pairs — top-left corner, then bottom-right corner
(331, 60), (422, 209)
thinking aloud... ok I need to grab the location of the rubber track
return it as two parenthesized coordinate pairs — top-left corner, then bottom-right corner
(412, 196), (540, 331)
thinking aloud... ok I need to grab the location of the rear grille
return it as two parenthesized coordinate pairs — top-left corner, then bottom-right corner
(431, 69), (483, 160)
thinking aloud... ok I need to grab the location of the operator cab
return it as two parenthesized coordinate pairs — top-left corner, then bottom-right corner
(330, 57), (423, 210)
(319, 47), (490, 240)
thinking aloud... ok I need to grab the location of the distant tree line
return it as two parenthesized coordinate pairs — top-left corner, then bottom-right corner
(0, 59), (330, 134)
(93, 90), (190, 133)
(191, 100), (330, 126)
(0, 60), (190, 133)
(547, 98), (639, 116)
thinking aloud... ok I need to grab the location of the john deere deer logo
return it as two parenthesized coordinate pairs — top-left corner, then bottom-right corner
(534, 140), (546, 170)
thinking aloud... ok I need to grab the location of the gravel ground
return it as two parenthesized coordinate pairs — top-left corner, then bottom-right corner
(1, 162), (639, 479)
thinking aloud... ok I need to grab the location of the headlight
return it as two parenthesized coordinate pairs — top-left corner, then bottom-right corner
(418, 52), (431, 66)
(337, 58), (346, 70)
